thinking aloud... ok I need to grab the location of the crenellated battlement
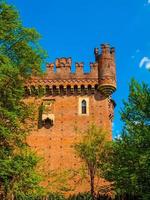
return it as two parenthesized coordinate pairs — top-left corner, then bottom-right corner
(25, 43), (117, 97)
(94, 43), (115, 61)
(55, 57), (72, 68)
(46, 58), (98, 78)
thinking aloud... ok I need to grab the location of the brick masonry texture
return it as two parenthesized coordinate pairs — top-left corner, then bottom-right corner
(24, 43), (117, 194)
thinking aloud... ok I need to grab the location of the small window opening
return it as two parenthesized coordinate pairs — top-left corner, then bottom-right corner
(74, 85), (78, 93)
(60, 85), (64, 94)
(44, 118), (53, 129)
(82, 100), (87, 114)
(46, 85), (49, 94)
(81, 85), (85, 94)
(67, 85), (71, 94)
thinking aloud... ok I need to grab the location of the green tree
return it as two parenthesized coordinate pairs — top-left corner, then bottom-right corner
(74, 124), (108, 199)
(0, 1), (46, 199)
(103, 79), (150, 200)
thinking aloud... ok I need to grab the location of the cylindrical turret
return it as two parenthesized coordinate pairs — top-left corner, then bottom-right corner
(97, 44), (116, 97)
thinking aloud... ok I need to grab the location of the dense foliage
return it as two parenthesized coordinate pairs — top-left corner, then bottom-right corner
(16, 192), (113, 200)
(103, 79), (150, 200)
(0, 1), (46, 199)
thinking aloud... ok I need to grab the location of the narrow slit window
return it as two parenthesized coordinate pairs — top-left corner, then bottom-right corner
(82, 100), (87, 114)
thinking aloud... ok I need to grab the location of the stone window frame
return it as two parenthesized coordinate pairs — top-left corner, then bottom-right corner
(81, 100), (87, 114)
(78, 97), (89, 116)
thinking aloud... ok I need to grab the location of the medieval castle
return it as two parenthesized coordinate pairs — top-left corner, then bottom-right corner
(24, 43), (116, 193)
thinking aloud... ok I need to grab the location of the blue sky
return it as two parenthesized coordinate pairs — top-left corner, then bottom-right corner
(7, 0), (150, 138)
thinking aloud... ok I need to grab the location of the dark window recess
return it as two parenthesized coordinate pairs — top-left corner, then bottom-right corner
(38, 101), (54, 129)
(82, 100), (87, 114)
(44, 118), (53, 129)
(38, 113), (54, 129)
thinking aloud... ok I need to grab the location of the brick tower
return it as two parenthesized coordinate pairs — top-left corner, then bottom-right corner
(24, 43), (117, 194)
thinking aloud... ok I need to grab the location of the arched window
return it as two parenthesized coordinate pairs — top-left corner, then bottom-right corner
(74, 85), (78, 93)
(46, 85), (49, 94)
(82, 100), (87, 114)
(67, 85), (71, 94)
(44, 118), (53, 129)
(59, 85), (64, 94)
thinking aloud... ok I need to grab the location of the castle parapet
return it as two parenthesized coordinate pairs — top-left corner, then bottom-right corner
(75, 62), (84, 75)
(101, 44), (115, 59)
(55, 57), (72, 74)
(26, 43), (117, 97)
(45, 58), (98, 79)
(110, 47), (115, 59)
(46, 63), (54, 75)
(90, 62), (98, 73)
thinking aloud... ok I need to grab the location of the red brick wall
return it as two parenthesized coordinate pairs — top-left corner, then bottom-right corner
(25, 90), (112, 193)
(24, 43), (116, 194)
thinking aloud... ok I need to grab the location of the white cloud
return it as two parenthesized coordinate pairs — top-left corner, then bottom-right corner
(144, 1), (150, 6)
(114, 131), (122, 140)
(116, 134), (121, 139)
(139, 57), (150, 70)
